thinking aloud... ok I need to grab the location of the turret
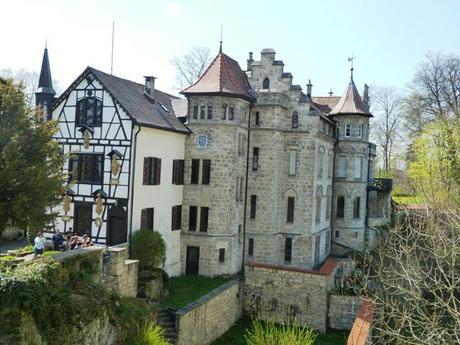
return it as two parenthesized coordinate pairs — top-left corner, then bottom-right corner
(35, 45), (56, 120)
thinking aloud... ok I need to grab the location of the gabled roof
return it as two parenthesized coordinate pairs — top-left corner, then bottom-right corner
(329, 79), (372, 117)
(36, 48), (55, 95)
(53, 67), (190, 134)
(311, 96), (341, 114)
(181, 52), (255, 101)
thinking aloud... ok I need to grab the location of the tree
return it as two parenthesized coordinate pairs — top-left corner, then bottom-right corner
(0, 78), (65, 238)
(371, 86), (404, 173)
(170, 46), (211, 89)
(359, 210), (460, 345)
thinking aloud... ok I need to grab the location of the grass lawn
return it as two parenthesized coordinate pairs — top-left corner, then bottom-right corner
(158, 275), (230, 309)
(211, 316), (348, 345)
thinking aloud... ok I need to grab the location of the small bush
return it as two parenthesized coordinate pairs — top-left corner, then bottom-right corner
(244, 319), (317, 345)
(135, 322), (169, 345)
(1, 227), (24, 241)
(131, 230), (166, 271)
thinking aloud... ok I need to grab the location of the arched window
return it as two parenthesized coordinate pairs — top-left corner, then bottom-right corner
(353, 196), (361, 218)
(221, 104), (228, 120)
(336, 196), (345, 218)
(292, 111), (298, 128)
(358, 123), (363, 138)
(262, 77), (270, 89)
(315, 186), (322, 224)
(76, 97), (102, 126)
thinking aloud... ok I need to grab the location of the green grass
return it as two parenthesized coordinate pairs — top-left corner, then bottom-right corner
(158, 275), (230, 309)
(211, 316), (348, 345)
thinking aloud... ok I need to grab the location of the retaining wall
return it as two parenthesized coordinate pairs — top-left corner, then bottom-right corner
(328, 295), (362, 330)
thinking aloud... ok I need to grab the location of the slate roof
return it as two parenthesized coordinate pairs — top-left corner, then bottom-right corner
(53, 67), (189, 134)
(36, 48), (56, 95)
(181, 52), (255, 101)
(329, 79), (372, 116)
(311, 96), (341, 114)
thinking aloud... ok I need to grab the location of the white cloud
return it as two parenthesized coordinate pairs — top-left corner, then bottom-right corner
(165, 2), (183, 17)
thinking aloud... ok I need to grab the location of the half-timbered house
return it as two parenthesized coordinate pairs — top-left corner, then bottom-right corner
(36, 48), (189, 275)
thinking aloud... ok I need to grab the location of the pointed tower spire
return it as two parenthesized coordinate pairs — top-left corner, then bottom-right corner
(219, 24), (223, 53)
(35, 45), (56, 120)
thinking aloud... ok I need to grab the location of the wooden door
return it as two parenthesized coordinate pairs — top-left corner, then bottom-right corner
(185, 246), (200, 275)
(107, 205), (127, 246)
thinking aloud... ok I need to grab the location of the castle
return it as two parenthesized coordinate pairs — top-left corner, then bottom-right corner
(36, 46), (392, 277)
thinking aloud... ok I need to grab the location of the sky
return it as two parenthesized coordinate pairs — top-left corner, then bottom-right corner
(1, 0), (460, 97)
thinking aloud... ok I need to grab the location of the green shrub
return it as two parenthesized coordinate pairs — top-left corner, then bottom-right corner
(244, 319), (317, 345)
(131, 229), (166, 271)
(135, 322), (169, 345)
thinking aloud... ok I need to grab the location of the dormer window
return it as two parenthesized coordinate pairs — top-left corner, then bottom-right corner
(76, 97), (102, 126)
(262, 77), (270, 89)
(345, 123), (351, 137)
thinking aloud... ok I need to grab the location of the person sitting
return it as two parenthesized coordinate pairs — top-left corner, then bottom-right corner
(52, 230), (64, 251)
(82, 233), (93, 247)
(68, 236), (78, 250)
(34, 231), (45, 257)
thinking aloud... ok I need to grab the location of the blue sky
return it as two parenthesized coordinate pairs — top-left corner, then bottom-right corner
(2, 0), (460, 97)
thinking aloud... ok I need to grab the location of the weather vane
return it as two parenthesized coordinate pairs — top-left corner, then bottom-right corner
(348, 54), (356, 79)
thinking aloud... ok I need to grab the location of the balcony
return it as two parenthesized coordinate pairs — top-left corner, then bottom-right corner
(368, 178), (393, 192)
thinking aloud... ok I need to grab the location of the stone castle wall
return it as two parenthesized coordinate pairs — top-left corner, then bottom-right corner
(243, 259), (339, 332)
(175, 280), (242, 345)
(329, 295), (363, 330)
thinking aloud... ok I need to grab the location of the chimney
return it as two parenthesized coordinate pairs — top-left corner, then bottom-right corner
(306, 79), (313, 99)
(144, 76), (156, 100)
(247, 52), (254, 70)
(363, 84), (370, 109)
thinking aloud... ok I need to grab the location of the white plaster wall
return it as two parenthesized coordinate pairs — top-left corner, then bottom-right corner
(132, 125), (187, 277)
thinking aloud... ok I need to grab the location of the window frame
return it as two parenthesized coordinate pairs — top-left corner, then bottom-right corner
(69, 153), (104, 184)
(284, 238), (292, 262)
(141, 208), (154, 230)
(336, 196), (345, 218)
(250, 195), (257, 219)
(76, 97), (103, 127)
(345, 123), (351, 137)
(252, 147), (259, 171)
(291, 111), (298, 129)
(171, 205), (182, 231)
(202, 159), (211, 185)
(191, 159), (200, 184)
(287, 197), (295, 223)
(199, 207), (209, 232)
(189, 206), (197, 231)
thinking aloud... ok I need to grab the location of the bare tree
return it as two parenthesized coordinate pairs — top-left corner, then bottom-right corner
(170, 46), (211, 89)
(406, 52), (460, 133)
(359, 210), (460, 345)
(371, 86), (404, 173)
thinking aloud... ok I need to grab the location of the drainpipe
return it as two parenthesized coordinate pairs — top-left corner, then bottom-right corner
(128, 124), (142, 257)
(241, 104), (253, 275)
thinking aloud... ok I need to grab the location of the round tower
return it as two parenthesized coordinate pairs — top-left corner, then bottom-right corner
(180, 50), (255, 276)
(329, 71), (373, 253)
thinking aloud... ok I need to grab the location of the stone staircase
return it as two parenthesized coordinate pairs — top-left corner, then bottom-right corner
(156, 308), (177, 344)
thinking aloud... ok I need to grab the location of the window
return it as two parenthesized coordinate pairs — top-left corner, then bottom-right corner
(345, 123), (351, 137)
(191, 159), (200, 184)
(315, 187), (322, 224)
(358, 124), (363, 138)
(69, 154), (103, 184)
(292, 111), (298, 129)
(189, 206), (197, 231)
(74, 202), (92, 236)
(238, 133), (242, 156)
(337, 196), (345, 218)
(222, 105), (227, 120)
(326, 186), (332, 220)
(289, 150), (296, 176)
(229, 107), (234, 120)
(263, 77), (270, 89)
(284, 238), (292, 262)
(255, 112), (260, 126)
(325, 231), (330, 254)
(140, 208), (154, 230)
(337, 156), (346, 178)
(207, 104), (213, 119)
(314, 235), (320, 266)
(287, 197), (295, 223)
(172, 159), (184, 185)
(171, 205), (182, 230)
(143, 157), (161, 185)
(317, 149), (324, 178)
(200, 106), (205, 119)
(335, 231), (340, 238)
(192, 105), (198, 119)
(76, 97), (102, 126)
(202, 160), (211, 185)
(200, 207), (209, 232)
(252, 147), (259, 171)
(250, 195), (257, 219)
(218, 248), (225, 263)
(248, 238), (254, 256)
(353, 197), (361, 218)
(354, 157), (362, 179)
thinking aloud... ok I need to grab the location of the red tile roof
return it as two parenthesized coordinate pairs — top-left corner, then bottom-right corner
(330, 79), (372, 116)
(181, 52), (254, 101)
